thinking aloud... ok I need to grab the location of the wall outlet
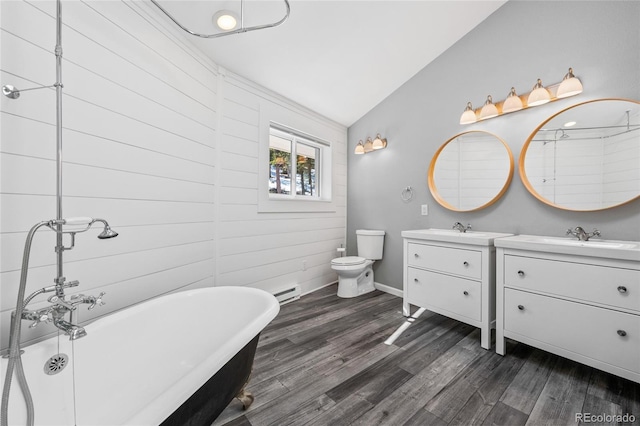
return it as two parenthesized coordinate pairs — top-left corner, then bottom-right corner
(421, 204), (429, 215)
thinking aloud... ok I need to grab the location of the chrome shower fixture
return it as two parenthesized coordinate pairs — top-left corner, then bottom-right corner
(2, 83), (58, 99)
(46, 217), (119, 239)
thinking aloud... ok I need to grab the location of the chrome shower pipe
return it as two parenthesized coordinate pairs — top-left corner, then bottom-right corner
(54, 0), (65, 295)
(149, 0), (290, 39)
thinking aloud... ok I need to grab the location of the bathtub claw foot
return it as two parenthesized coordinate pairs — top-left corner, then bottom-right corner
(235, 388), (254, 410)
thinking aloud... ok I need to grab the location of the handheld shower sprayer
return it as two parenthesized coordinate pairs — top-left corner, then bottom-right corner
(46, 217), (119, 239)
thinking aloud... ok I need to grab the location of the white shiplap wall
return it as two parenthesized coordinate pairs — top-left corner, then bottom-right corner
(0, 0), (346, 350)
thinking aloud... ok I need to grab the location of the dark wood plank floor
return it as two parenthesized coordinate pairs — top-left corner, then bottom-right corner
(214, 285), (640, 426)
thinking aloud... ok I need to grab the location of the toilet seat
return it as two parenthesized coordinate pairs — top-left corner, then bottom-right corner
(331, 256), (366, 266)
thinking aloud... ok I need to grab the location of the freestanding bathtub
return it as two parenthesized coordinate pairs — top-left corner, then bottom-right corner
(1, 286), (279, 425)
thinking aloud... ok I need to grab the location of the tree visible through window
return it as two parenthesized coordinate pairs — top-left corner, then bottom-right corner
(269, 126), (321, 198)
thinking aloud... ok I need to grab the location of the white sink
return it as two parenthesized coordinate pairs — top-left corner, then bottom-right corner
(401, 228), (513, 246)
(495, 234), (640, 261)
(540, 237), (637, 249)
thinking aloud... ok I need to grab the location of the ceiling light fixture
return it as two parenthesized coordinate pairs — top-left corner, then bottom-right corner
(213, 10), (239, 31)
(459, 67), (584, 125)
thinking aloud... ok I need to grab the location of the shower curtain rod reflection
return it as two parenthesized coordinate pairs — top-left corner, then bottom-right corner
(150, 0), (290, 39)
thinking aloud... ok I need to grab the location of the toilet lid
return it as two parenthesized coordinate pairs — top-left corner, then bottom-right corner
(332, 256), (366, 266)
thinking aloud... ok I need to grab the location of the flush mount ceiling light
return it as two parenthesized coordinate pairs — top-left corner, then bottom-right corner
(150, 0), (290, 39)
(459, 67), (584, 125)
(479, 95), (499, 120)
(213, 10), (239, 31)
(501, 87), (524, 113)
(556, 67), (584, 99)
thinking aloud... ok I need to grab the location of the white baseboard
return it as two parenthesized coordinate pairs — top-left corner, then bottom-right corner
(374, 282), (403, 298)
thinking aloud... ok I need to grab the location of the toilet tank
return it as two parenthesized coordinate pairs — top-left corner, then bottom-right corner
(356, 230), (385, 260)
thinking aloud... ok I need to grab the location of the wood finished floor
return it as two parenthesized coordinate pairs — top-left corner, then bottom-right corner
(214, 285), (640, 426)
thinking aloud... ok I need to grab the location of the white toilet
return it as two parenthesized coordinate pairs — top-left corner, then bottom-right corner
(331, 230), (385, 298)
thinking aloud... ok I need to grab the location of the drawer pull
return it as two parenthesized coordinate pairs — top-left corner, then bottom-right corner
(414, 278), (419, 283)
(517, 305), (525, 311)
(463, 261), (469, 267)
(617, 286), (628, 294)
(463, 291), (469, 296)
(617, 330), (627, 337)
(517, 270), (525, 277)
(414, 253), (419, 258)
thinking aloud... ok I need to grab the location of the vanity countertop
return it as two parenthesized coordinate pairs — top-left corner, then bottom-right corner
(401, 228), (514, 246)
(494, 234), (640, 261)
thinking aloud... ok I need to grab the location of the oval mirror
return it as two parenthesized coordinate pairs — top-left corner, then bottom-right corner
(520, 98), (640, 211)
(428, 130), (514, 211)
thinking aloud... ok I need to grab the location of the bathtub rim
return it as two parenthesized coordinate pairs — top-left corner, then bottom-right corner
(125, 286), (279, 425)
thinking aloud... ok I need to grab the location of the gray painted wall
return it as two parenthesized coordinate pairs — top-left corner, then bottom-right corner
(347, 1), (640, 291)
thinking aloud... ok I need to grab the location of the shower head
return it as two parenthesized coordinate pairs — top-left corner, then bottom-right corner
(91, 218), (119, 239)
(2, 85), (20, 99)
(97, 225), (118, 239)
(2, 83), (56, 99)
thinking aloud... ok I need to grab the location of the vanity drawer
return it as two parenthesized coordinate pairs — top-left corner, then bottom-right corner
(407, 267), (481, 321)
(504, 288), (640, 374)
(504, 255), (640, 312)
(407, 243), (481, 280)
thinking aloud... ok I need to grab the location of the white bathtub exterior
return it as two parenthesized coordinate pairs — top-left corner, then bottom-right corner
(1, 287), (279, 425)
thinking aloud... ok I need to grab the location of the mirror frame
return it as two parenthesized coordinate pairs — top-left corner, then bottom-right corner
(428, 130), (514, 212)
(519, 98), (640, 211)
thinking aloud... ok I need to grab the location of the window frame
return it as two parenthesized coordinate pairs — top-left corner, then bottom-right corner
(258, 121), (335, 213)
(269, 125), (323, 200)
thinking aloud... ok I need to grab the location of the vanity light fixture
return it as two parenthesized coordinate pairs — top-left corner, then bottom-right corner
(459, 102), (477, 125)
(213, 10), (239, 31)
(363, 137), (374, 153)
(527, 79), (551, 107)
(372, 134), (387, 150)
(479, 95), (499, 120)
(354, 134), (388, 154)
(501, 87), (524, 113)
(556, 68), (583, 99)
(459, 67), (583, 125)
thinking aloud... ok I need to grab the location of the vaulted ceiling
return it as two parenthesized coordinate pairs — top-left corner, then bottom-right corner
(155, 1), (506, 126)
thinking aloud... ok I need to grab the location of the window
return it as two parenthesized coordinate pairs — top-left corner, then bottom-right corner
(269, 125), (324, 200)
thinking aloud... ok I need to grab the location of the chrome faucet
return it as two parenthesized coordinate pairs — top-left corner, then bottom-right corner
(566, 226), (601, 241)
(21, 288), (106, 340)
(453, 222), (472, 233)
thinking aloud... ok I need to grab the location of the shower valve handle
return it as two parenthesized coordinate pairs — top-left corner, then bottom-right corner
(88, 292), (106, 310)
(29, 310), (53, 328)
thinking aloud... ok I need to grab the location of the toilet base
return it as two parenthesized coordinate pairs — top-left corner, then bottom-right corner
(336, 266), (375, 298)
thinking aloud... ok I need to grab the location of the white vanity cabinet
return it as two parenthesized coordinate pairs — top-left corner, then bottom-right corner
(402, 229), (513, 350)
(495, 235), (640, 383)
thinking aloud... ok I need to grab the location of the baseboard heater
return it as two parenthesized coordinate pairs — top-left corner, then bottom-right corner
(272, 285), (301, 305)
